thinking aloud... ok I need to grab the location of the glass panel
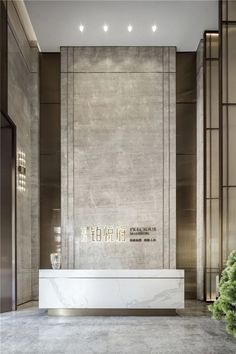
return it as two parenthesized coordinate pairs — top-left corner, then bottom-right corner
(228, 25), (236, 103)
(206, 61), (211, 129)
(206, 131), (219, 199)
(205, 271), (211, 301)
(223, 187), (236, 265)
(228, 187), (236, 253)
(206, 199), (211, 268)
(222, 0), (227, 21)
(228, 0), (236, 21)
(176, 154), (196, 298)
(211, 130), (219, 198)
(210, 271), (220, 300)
(205, 198), (220, 301)
(222, 188), (229, 265)
(210, 34), (219, 59)
(176, 104), (196, 155)
(206, 130), (211, 198)
(205, 33), (211, 59)
(222, 106), (228, 186)
(222, 25), (228, 104)
(228, 106), (236, 185)
(205, 201), (220, 268)
(211, 61), (219, 128)
(206, 271), (219, 301)
(210, 199), (220, 269)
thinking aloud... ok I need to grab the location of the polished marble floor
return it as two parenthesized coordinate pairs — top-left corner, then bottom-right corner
(0, 301), (235, 354)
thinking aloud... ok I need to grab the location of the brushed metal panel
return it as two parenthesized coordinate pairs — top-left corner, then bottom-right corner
(176, 52), (197, 299)
(204, 31), (220, 301)
(227, 0), (236, 21)
(176, 155), (196, 299)
(176, 103), (196, 155)
(0, 114), (16, 313)
(40, 54), (61, 270)
(176, 52), (196, 103)
(40, 104), (60, 155)
(222, 187), (236, 263)
(0, 0), (7, 114)
(40, 53), (60, 104)
(48, 309), (176, 316)
(40, 186), (60, 269)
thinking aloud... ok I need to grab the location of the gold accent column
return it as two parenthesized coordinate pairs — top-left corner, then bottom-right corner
(220, 0), (236, 267)
(204, 32), (220, 301)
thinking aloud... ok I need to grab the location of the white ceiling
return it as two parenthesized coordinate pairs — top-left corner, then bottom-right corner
(25, 0), (218, 52)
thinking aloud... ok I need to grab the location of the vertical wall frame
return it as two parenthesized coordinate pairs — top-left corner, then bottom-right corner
(204, 32), (220, 301)
(0, 0), (17, 312)
(39, 53), (61, 269)
(203, 1), (236, 301)
(220, 0), (236, 268)
(176, 52), (197, 299)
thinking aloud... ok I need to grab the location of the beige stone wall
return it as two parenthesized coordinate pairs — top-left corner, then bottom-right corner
(61, 47), (176, 269)
(7, 1), (39, 304)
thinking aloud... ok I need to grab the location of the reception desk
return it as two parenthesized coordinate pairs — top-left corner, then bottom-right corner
(39, 269), (184, 314)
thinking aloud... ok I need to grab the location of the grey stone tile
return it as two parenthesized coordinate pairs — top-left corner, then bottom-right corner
(1, 304), (236, 354)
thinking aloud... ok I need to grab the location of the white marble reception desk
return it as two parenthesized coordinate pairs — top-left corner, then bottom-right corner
(39, 270), (184, 311)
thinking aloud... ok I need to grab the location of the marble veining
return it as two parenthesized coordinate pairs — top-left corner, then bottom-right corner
(40, 269), (184, 278)
(39, 270), (184, 309)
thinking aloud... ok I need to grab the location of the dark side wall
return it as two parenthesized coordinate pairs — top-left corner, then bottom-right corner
(40, 53), (61, 269)
(176, 52), (197, 299)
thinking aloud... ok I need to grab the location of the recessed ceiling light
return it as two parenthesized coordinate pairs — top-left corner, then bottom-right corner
(152, 25), (157, 32)
(103, 24), (109, 32)
(79, 24), (84, 32)
(127, 24), (133, 32)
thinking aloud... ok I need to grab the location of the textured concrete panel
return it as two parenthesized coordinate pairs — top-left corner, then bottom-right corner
(31, 53), (39, 299)
(72, 47), (166, 73)
(8, 10), (39, 304)
(8, 1), (32, 71)
(61, 46), (176, 269)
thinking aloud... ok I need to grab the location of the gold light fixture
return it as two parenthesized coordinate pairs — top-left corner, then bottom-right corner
(18, 151), (26, 192)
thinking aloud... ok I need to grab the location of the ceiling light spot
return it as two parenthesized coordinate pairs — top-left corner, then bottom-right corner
(79, 24), (84, 32)
(152, 25), (157, 32)
(103, 24), (108, 32)
(127, 24), (133, 32)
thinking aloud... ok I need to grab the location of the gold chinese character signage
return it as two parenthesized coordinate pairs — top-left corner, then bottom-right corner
(81, 226), (157, 243)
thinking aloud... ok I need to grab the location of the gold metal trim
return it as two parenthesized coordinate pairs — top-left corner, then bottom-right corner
(48, 309), (177, 316)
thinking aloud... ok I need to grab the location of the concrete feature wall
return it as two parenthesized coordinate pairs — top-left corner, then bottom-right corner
(61, 47), (176, 269)
(7, 1), (39, 304)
